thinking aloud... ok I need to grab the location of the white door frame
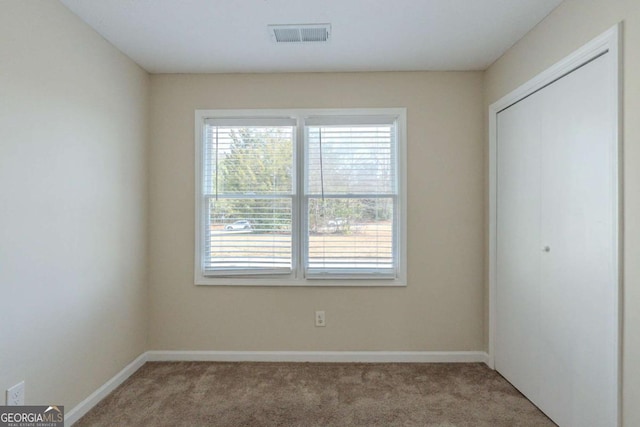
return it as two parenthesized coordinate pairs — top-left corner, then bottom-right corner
(488, 23), (622, 422)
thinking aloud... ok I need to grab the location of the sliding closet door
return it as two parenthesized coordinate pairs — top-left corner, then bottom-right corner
(536, 54), (617, 427)
(495, 51), (617, 427)
(495, 93), (543, 404)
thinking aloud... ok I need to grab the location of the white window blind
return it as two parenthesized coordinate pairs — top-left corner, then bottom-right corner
(304, 117), (398, 278)
(201, 119), (295, 275)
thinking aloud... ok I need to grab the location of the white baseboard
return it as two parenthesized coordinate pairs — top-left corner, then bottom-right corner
(65, 353), (148, 426)
(146, 350), (490, 364)
(65, 350), (489, 425)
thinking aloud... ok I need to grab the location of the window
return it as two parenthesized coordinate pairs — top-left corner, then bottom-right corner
(195, 109), (406, 286)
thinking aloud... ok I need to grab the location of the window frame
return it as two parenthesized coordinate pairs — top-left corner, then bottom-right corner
(195, 108), (407, 286)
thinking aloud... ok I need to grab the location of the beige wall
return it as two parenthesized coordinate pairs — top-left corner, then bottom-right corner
(484, 0), (640, 424)
(148, 72), (485, 352)
(0, 0), (149, 409)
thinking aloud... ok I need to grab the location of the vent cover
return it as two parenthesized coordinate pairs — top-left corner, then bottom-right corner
(269, 24), (331, 43)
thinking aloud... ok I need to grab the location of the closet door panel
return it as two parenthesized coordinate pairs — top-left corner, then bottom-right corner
(538, 54), (616, 427)
(495, 94), (543, 404)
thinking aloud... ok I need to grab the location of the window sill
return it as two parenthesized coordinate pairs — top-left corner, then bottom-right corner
(194, 276), (407, 287)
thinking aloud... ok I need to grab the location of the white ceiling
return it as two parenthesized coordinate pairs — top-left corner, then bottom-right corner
(60, 0), (563, 74)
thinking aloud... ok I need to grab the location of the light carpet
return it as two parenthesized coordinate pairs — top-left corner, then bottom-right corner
(75, 362), (555, 426)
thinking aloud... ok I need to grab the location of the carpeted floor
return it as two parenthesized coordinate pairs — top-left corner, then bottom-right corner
(75, 362), (555, 426)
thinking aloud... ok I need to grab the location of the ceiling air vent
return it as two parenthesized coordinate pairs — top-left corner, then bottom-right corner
(269, 24), (331, 43)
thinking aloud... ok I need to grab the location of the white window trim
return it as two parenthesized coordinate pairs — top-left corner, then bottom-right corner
(194, 108), (407, 287)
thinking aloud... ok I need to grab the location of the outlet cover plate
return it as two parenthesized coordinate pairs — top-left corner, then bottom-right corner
(315, 310), (326, 327)
(6, 381), (25, 406)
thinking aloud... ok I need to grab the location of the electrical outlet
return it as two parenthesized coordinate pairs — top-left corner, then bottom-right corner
(315, 310), (326, 327)
(6, 381), (25, 406)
